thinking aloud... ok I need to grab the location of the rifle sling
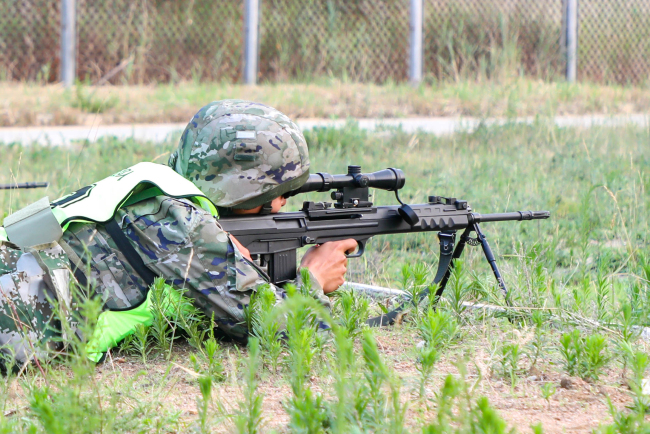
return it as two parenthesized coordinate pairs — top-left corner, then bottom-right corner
(103, 218), (158, 289)
(366, 231), (456, 327)
(58, 238), (90, 291)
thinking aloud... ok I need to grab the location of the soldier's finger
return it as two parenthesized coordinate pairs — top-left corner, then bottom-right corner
(334, 238), (359, 254)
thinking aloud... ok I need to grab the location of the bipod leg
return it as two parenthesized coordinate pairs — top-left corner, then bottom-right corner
(413, 230), (455, 305)
(431, 227), (472, 303)
(473, 223), (511, 306)
(367, 230), (458, 327)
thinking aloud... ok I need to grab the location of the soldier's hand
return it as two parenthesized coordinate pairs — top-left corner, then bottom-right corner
(299, 239), (358, 294)
(230, 235), (253, 261)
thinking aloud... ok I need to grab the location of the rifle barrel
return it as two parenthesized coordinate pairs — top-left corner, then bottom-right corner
(0, 182), (49, 190)
(471, 211), (550, 223)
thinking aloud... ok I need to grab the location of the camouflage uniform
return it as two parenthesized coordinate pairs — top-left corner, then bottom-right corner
(0, 242), (73, 366)
(0, 100), (327, 366)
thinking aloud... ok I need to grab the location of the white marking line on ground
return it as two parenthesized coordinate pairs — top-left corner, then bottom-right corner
(0, 114), (648, 146)
(343, 281), (650, 343)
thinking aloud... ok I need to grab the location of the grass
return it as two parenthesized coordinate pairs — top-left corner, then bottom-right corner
(1, 120), (650, 432)
(1, 78), (650, 128)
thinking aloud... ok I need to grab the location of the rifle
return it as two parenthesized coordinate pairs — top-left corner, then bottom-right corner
(0, 182), (49, 190)
(217, 165), (550, 325)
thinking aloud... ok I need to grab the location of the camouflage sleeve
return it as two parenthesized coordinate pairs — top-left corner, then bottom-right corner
(0, 241), (72, 366)
(129, 197), (329, 339)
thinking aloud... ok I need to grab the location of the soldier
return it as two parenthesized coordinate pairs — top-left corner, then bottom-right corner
(0, 100), (356, 368)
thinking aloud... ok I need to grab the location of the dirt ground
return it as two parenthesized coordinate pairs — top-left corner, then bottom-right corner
(88, 324), (633, 433)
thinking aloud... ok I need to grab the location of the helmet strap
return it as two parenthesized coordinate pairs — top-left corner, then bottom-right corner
(259, 201), (274, 215)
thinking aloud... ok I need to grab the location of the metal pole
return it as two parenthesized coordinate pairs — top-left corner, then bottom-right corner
(60, 0), (76, 87)
(565, 0), (578, 82)
(243, 0), (260, 85)
(409, 0), (423, 84)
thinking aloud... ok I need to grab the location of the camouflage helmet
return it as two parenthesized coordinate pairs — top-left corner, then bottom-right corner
(169, 100), (310, 209)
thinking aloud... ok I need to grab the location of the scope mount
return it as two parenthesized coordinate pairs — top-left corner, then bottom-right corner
(330, 165), (374, 208)
(323, 165), (420, 226)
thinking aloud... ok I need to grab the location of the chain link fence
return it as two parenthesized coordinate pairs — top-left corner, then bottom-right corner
(424, 0), (563, 81)
(0, 0), (60, 82)
(75, 0), (242, 84)
(259, 0), (409, 82)
(579, 0), (650, 83)
(0, 0), (242, 84)
(0, 0), (649, 84)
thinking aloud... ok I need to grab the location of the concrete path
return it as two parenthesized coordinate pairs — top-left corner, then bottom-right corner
(1, 113), (648, 146)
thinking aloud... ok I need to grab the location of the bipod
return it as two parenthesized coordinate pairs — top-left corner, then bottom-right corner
(429, 223), (511, 307)
(367, 222), (511, 327)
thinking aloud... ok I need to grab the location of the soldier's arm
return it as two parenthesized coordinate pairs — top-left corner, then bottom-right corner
(143, 201), (331, 337)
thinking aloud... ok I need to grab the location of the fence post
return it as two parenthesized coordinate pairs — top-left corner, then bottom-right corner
(564, 0), (578, 82)
(60, 0), (76, 86)
(409, 0), (423, 84)
(243, 0), (260, 84)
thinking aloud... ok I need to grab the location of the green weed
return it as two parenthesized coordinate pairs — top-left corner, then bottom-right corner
(595, 273), (613, 323)
(618, 341), (649, 389)
(559, 330), (581, 377)
(328, 328), (357, 433)
(540, 382), (556, 409)
(423, 365), (513, 434)
(526, 310), (550, 371)
(332, 288), (370, 339)
(132, 324), (152, 365)
(595, 385), (650, 434)
(497, 341), (523, 389)
(196, 375), (213, 433)
(559, 330), (610, 381)
(361, 329), (391, 428)
(442, 259), (472, 318)
(189, 336), (225, 383)
(234, 337), (265, 434)
(246, 284), (284, 373)
(415, 308), (459, 398)
(0, 285), (184, 433)
(148, 280), (175, 359)
(283, 290), (328, 432)
(399, 262), (430, 319)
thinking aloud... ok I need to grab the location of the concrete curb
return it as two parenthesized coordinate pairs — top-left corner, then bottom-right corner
(1, 114), (648, 146)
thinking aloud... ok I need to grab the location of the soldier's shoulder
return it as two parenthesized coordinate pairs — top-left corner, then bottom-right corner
(125, 195), (208, 216)
(121, 195), (215, 234)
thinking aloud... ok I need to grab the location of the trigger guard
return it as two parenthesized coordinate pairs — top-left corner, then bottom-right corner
(346, 240), (365, 258)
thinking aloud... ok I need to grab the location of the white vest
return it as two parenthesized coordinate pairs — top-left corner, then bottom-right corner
(1, 162), (215, 246)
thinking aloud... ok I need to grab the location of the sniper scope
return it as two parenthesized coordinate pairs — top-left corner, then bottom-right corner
(286, 165), (406, 197)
